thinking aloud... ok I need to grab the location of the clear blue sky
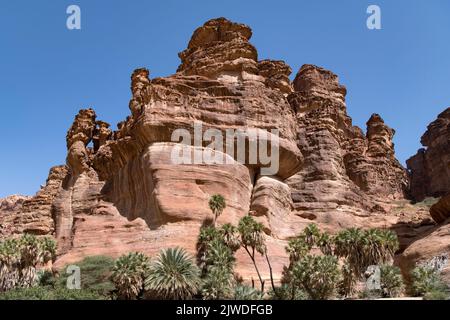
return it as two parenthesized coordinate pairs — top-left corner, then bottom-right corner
(1, 0), (449, 197)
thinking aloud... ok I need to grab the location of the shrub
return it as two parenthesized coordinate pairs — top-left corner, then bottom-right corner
(291, 255), (341, 300)
(380, 265), (404, 298)
(111, 252), (150, 300)
(338, 262), (356, 298)
(0, 286), (105, 300)
(233, 285), (263, 300)
(410, 265), (444, 297)
(196, 224), (238, 299)
(423, 286), (449, 300)
(334, 228), (398, 277)
(59, 256), (115, 296)
(267, 284), (308, 300)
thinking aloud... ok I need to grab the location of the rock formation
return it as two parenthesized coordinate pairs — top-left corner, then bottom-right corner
(0, 195), (29, 213)
(0, 195), (30, 236)
(399, 108), (450, 282)
(407, 108), (450, 201)
(1, 18), (432, 283)
(286, 64), (408, 221)
(430, 195), (450, 224)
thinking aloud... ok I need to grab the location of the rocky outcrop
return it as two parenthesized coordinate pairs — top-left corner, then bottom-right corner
(287, 64), (408, 218)
(399, 222), (450, 283)
(407, 108), (450, 201)
(398, 108), (450, 281)
(0, 195), (29, 213)
(53, 18), (304, 280)
(0, 195), (30, 236)
(0, 167), (67, 238)
(430, 194), (450, 224)
(1, 18), (420, 283)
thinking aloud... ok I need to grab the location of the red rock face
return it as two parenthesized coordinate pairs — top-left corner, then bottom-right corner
(0, 167), (67, 238)
(287, 64), (408, 218)
(430, 194), (450, 224)
(407, 108), (450, 201)
(1, 18), (423, 282)
(398, 109), (450, 282)
(0, 195), (30, 236)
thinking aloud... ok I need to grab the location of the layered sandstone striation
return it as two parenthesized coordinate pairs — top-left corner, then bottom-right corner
(0, 195), (30, 236)
(407, 108), (450, 201)
(286, 64), (408, 221)
(0, 166), (67, 238)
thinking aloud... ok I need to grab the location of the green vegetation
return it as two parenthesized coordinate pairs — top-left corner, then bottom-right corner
(111, 252), (150, 300)
(333, 227), (399, 295)
(145, 247), (201, 300)
(291, 254), (341, 300)
(1, 195), (438, 301)
(0, 252), (110, 300)
(0, 234), (56, 292)
(238, 215), (268, 292)
(59, 255), (115, 296)
(410, 265), (449, 299)
(380, 265), (404, 298)
(423, 288), (449, 300)
(0, 285), (105, 300)
(208, 194), (226, 227)
(233, 285), (263, 300)
(197, 225), (237, 299)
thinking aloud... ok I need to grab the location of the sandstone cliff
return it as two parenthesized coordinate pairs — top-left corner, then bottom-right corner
(399, 108), (450, 282)
(287, 65), (408, 223)
(407, 108), (450, 201)
(1, 18), (435, 283)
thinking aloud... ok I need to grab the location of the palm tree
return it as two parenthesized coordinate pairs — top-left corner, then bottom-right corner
(196, 226), (221, 273)
(317, 232), (334, 256)
(292, 254), (340, 300)
(334, 227), (400, 294)
(196, 224), (238, 299)
(208, 194), (226, 227)
(111, 252), (150, 300)
(39, 237), (57, 264)
(303, 224), (321, 247)
(334, 228), (366, 275)
(0, 239), (20, 292)
(18, 234), (42, 288)
(145, 247), (201, 300)
(285, 235), (310, 267)
(220, 223), (241, 252)
(0, 235), (57, 292)
(238, 215), (267, 292)
(201, 243), (235, 300)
